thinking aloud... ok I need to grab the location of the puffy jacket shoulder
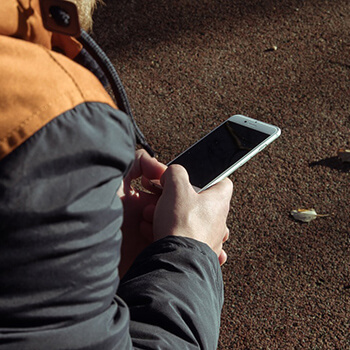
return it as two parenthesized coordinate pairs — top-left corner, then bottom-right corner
(0, 34), (117, 160)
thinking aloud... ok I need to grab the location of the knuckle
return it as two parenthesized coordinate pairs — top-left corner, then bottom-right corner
(168, 163), (187, 174)
(162, 164), (191, 190)
(167, 164), (189, 181)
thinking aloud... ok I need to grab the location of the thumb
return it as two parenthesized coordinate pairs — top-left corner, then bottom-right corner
(201, 177), (233, 201)
(160, 164), (194, 196)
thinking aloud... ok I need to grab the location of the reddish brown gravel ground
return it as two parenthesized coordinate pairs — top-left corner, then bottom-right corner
(93, 1), (350, 348)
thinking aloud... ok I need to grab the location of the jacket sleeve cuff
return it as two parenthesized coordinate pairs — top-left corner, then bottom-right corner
(118, 236), (224, 349)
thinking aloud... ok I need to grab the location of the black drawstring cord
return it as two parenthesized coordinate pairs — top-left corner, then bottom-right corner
(49, 6), (155, 157)
(77, 31), (155, 157)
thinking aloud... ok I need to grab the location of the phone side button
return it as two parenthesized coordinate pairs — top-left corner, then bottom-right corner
(258, 144), (267, 152)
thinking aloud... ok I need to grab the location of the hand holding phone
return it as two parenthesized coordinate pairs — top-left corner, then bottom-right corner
(153, 164), (233, 265)
(150, 115), (280, 264)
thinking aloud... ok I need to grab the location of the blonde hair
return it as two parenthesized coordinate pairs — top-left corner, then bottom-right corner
(69, 0), (101, 31)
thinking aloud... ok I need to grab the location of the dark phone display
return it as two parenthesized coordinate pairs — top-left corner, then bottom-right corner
(169, 121), (270, 188)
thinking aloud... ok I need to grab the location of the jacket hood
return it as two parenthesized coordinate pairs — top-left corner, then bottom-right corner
(0, 0), (82, 58)
(0, 0), (116, 161)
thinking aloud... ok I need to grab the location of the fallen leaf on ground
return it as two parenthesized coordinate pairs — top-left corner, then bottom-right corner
(338, 148), (350, 162)
(291, 208), (330, 223)
(264, 45), (278, 52)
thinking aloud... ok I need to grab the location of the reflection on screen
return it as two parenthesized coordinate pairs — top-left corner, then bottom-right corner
(169, 121), (269, 188)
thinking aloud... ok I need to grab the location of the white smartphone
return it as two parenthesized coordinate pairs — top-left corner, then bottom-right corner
(167, 115), (281, 192)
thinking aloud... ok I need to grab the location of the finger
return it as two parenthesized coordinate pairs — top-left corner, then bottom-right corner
(117, 181), (125, 197)
(128, 149), (167, 182)
(138, 190), (159, 205)
(160, 164), (194, 195)
(205, 177), (233, 199)
(141, 176), (163, 194)
(218, 249), (227, 266)
(143, 204), (156, 223)
(125, 150), (142, 183)
(223, 226), (230, 243)
(202, 178), (233, 214)
(140, 221), (154, 241)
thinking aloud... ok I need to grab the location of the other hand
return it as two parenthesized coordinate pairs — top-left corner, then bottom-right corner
(118, 149), (167, 278)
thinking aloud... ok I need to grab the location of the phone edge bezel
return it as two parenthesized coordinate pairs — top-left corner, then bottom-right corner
(168, 115), (281, 192)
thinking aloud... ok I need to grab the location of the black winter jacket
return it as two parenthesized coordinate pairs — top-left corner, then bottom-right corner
(0, 1), (224, 349)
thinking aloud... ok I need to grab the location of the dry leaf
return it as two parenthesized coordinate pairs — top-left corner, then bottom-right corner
(338, 148), (350, 163)
(264, 45), (278, 52)
(291, 208), (329, 223)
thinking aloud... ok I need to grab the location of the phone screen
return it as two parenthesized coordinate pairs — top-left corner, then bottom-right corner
(169, 121), (270, 188)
